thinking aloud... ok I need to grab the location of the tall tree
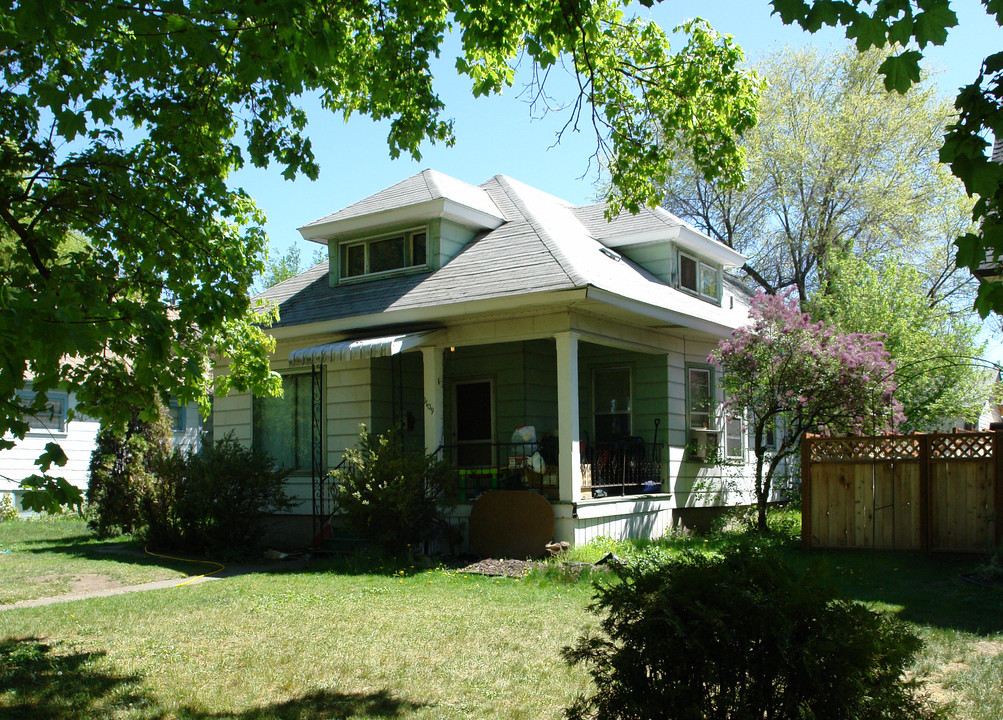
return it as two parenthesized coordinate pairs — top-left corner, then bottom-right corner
(254, 244), (327, 293)
(662, 45), (975, 306)
(712, 291), (900, 531)
(808, 252), (990, 432)
(0, 1), (762, 508)
(770, 0), (1003, 319)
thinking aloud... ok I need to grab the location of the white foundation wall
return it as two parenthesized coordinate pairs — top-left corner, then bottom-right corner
(569, 496), (676, 545)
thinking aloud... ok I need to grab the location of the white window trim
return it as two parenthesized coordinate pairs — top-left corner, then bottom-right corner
(686, 364), (720, 461)
(16, 389), (69, 436)
(338, 226), (429, 282)
(723, 406), (746, 459)
(686, 365), (716, 432)
(677, 249), (721, 304)
(169, 399), (187, 433)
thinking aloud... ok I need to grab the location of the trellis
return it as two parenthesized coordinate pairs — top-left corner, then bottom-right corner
(802, 431), (1002, 553)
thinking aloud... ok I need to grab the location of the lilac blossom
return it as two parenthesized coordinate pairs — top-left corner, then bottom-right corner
(711, 291), (901, 531)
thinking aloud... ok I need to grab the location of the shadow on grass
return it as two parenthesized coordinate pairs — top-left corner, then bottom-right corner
(1, 637), (426, 720)
(185, 689), (427, 719)
(782, 547), (1003, 636)
(21, 531), (444, 582)
(17, 533), (95, 546)
(0, 636), (152, 720)
(24, 539), (203, 575)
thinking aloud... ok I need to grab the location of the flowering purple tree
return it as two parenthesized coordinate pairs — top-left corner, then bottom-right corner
(712, 291), (902, 531)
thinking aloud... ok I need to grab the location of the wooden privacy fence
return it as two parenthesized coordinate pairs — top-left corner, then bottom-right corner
(802, 431), (1003, 553)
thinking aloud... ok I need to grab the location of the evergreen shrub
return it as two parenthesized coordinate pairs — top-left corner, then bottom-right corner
(144, 433), (292, 557)
(86, 400), (172, 538)
(331, 426), (456, 555)
(564, 545), (941, 720)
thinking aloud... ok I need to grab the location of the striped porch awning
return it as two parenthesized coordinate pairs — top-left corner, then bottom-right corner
(288, 332), (431, 367)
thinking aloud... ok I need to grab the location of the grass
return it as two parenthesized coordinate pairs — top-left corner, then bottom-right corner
(0, 516), (194, 605)
(1, 509), (1002, 719)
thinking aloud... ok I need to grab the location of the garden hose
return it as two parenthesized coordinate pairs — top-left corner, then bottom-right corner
(144, 546), (225, 587)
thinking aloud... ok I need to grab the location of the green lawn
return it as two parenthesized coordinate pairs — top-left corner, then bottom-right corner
(0, 516), (192, 605)
(1, 513), (1002, 719)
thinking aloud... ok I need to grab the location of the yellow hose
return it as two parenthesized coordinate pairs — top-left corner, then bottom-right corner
(144, 546), (225, 588)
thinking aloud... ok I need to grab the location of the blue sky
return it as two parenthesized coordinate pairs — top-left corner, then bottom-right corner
(230, 0), (1001, 254)
(229, 0), (1003, 363)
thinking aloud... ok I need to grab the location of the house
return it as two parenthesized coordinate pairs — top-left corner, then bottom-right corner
(215, 170), (765, 548)
(0, 375), (204, 512)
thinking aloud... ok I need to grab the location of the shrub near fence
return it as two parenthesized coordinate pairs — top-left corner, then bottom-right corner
(802, 431), (1003, 553)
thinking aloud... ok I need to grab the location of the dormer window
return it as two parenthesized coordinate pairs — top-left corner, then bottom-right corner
(678, 250), (720, 303)
(340, 227), (428, 280)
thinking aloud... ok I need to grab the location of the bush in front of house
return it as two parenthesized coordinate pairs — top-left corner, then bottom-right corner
(563, 545), (942, 720)
(143, 433), (293, 558)
(86, 400), (173, 538)
(331, 425), (456, 555)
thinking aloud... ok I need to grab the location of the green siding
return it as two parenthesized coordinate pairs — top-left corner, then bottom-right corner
(619, 243), (672, 284)
(444, 340), (558, 446)
(369, 353), (425, 446)
(578, 343), (670, 446)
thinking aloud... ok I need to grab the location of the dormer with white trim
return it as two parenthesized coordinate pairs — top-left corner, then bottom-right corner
(298, 169), (507, 286)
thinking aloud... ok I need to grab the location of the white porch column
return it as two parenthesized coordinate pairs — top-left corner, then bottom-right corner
(421, 346), (445, 453)
(555, 332), (582, 507)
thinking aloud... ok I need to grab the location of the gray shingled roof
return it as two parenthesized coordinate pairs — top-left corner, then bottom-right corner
(257, 171), (749, 331)
(300, 168), (504, 230)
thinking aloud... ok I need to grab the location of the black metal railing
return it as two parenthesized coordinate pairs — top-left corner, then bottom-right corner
(437, 442), (559, 503)
(312, 455), (347, 545)
(580, 439), (664, 498)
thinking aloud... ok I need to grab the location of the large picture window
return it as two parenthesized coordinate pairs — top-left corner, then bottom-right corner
(594, 367), (631, 442)
(253, 374), (314, 472)
(340, 228), (428, 280)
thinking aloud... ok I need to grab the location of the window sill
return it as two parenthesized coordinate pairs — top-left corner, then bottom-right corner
(338, 264), (430, 285)
(24, 430), (68, 439)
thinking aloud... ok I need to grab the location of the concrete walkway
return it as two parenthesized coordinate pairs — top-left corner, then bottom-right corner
(2, 549), (311, 611)
(3, 573), (225, 610)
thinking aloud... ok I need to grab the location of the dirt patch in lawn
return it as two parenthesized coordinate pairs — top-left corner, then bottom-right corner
(457, 558), (540, 578)
(25, 573), (126, 594)
(971, 639), (1003, 657)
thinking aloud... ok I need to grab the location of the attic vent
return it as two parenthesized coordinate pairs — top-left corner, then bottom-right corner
(599, 247), (621, 262)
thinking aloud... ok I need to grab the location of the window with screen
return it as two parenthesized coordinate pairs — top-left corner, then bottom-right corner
(340, 228), (428, 280)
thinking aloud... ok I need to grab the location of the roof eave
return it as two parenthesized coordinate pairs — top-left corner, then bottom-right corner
(297, 197), (505, 243)
(584, 286), (742, 337)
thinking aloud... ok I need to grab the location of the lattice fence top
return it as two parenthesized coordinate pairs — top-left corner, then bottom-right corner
(809, 436), (920, 462)
(931, 433), (995, 460)
(808, 432), (996, 462)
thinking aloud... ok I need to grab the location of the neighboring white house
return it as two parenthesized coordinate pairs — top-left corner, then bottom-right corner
(0, 383), (203, 512)
(215, 170), (767, 548)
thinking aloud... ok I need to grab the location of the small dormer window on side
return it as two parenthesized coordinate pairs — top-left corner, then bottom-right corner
(339, 227), (428, 281)
(678, 249), (721, 303)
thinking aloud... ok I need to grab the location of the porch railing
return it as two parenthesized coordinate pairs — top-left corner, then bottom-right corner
(438, 439), (665, 502)
(437, 442), (559, 503)
(580, 439), (664, 498)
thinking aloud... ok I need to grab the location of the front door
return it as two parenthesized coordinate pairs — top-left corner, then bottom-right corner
(454, 380), (493, 467)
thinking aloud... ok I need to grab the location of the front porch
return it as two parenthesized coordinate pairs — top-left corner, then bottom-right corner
(436, 438), (665, 503)
(293, 323), (702, 549)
